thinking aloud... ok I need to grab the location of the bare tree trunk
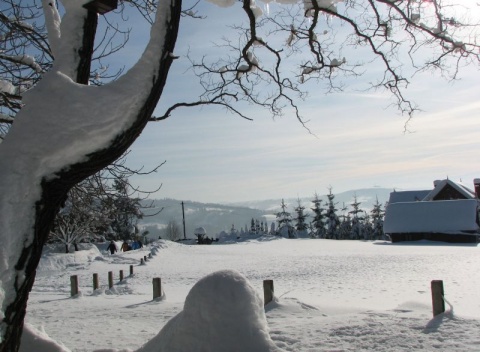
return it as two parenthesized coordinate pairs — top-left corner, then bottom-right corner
(0, 1), (181, 350)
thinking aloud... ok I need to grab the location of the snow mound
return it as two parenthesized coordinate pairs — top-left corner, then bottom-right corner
(136, 270), (280, 352)
(20, 323), (71, 352)
(38, 245), (102, 272)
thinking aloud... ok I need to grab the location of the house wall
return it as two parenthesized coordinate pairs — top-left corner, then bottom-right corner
(383, 199), (479, 234)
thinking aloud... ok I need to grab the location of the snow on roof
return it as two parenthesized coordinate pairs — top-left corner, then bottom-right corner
(383, 199), (479, 234)
(422, 179), (476, 201)
(388, 190), (431, 204)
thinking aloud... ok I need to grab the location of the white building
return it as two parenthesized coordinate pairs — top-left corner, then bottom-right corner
(383, 179), (480, 243)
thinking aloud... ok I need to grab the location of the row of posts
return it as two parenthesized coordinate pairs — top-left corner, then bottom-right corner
(70, 252), (158, 298)
(140, 253), (153, 265)
(70, 272), (163, 300)
(71, 276), (446, 316)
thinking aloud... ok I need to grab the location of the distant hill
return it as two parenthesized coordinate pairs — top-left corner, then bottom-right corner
(139, 198), (270, 240)
(139, 188), (392, 238)
(228, 188), (392, 214)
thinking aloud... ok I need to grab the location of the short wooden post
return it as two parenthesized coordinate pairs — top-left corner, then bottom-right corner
(263, 279), (274, 306)
(119, 270), (124, 282)
(129, 265), (134, 276)
(144, 255), (148, 262)
(93, 273), (99, 290)
(70, 275), (79, 297)
(431, 280), (445, 317)
(108, 271), (114, 289)
(153, 277), (162, 299)
(140, 258), (144, 265)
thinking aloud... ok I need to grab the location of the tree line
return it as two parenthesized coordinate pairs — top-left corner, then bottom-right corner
(225, 188), (386, 241)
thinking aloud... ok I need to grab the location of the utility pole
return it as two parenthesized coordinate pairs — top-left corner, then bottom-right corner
(182, 201), (186, 240)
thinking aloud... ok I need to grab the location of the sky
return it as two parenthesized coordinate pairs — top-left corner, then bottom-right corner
(120, 0), (480, 203)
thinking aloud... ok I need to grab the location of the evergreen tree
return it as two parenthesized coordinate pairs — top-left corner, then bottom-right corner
(276, 199), (295, 238)
(363, 213), (373, 240)
(310, 193), (326, 238)
(230, 224), (239, 239)
(325, 188), (339, 239)
(338, 213), (352, 240)
(370, 197), (385, 240)
(349, 194), (365, 240)
(294, 198), (309, 238)
(270, 222), (276, 235)
(250, 218), (256, 235)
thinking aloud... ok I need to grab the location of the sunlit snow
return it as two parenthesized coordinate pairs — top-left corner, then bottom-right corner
(22, 238), (480, 351)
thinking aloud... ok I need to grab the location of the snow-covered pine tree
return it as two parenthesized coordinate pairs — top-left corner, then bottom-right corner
(337, 202), (350, 240)
(294, 198), (309, 238)
(340, 214), (352, 240)
(370, 197), (385, 240)
(349, 194), (365, 240)
(325, 188), (340, 239)
(363, 213), (373, 240)
(276, 199), (295, 238)
(310, 193), (326, 238)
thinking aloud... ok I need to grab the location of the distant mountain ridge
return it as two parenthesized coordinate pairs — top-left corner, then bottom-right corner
(227, 187), (392, 213)
(139, 188), (392, 238)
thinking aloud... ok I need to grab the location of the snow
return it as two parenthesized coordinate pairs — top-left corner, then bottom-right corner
(22, 238), (480, 351)
(0, 80), (16, 95)
(137, 270), (278, 352)
(388, 190), (431, 204)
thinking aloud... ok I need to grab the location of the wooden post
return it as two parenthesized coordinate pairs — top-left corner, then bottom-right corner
(144, 255), (148, 262)
(129, 265), (134, 276)
(108, 271), (114, 289)
(140, 258), (144, 265)
(263, 279), (274, 306)
(431, 280), (445, 317)
(70, 275), (79, 297)
(153, 277), (162, 299)
(93, 273), (99, 290)
(119, 270), (124, 282)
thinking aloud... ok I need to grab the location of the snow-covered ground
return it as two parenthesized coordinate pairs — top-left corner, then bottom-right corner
(24, 238), (480, 351)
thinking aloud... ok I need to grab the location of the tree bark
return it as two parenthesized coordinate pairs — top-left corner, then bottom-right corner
(0, 1), (182, 350)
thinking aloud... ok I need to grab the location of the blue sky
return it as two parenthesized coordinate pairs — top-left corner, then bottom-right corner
(120, 1), (480, 203)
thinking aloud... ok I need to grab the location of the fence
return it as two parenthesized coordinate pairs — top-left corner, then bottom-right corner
(70, 269), (447, 316)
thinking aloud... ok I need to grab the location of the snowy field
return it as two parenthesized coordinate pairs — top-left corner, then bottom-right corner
(24, 238), (480, 351)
